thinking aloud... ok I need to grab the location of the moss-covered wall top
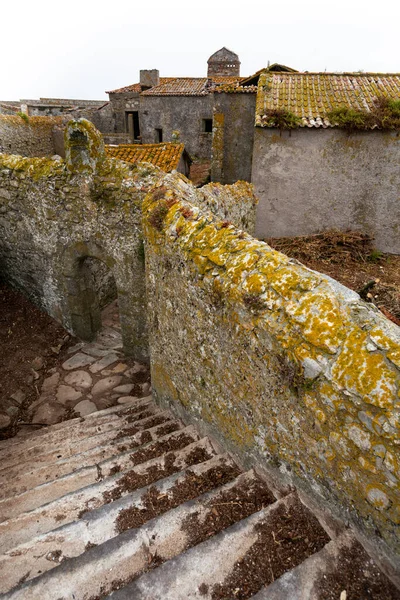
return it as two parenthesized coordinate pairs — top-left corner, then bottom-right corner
(143, 181), (400, 563)
(0, 114), (64, 157)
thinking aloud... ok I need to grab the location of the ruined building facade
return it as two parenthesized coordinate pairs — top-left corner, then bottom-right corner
(106, 47), (242, 158)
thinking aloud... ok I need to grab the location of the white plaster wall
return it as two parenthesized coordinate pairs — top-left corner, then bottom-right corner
(252, 128), (400, 254)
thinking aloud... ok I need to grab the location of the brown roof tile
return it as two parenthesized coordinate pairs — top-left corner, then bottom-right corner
(140, 76), (243, 96)
(141, 78), (209, 96)
(214, 83), (257, 94)
(108, 75), (243, 96)
(256, 72), (400, 128)
(105, 143), (185, 172)
(106, 78), (175, 94)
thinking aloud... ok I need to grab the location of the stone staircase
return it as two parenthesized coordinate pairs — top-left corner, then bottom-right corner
(0, 398), (399, 599)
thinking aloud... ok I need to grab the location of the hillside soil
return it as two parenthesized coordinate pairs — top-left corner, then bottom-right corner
(267, 231), (400, 325)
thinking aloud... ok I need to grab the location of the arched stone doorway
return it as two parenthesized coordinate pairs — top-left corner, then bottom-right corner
(61, 240), (148, 361)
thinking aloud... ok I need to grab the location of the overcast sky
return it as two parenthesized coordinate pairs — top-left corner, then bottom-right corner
(1, 0), (399, 101)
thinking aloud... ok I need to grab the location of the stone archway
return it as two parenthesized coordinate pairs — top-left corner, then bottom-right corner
(61, 240), (148, 361)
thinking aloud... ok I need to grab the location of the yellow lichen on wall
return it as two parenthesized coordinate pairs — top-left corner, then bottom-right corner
(143, 175), (400, 555)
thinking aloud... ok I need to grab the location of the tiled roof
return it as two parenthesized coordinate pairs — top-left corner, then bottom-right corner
(214, 83), (257, 94)
(106, 78), (175, 94)
(105, 143), (186, 172)
(108, 76), (242, 97)
(141, 78), (209, 96)
(256, 72), (400, 128)
(240, 64), (298, 87)
(210, 76), (243, 84)
(141, 76), (242, 96)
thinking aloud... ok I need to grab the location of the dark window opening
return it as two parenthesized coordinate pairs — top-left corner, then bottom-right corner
(155, 128), (163, 142)
(125, 111), (141, 141)
(202, 118), (213, 133)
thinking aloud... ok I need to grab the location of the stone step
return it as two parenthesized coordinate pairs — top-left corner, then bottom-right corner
(0, 413), (185, 523)
(0, 456), (249, 593)
(250, 531), (400, 600)
(0, 405), (167, 478)
(0, 419), (181, 501)
(105, 492), (331, 600)
(0, 410), (180, 500)
(0, 399), (155, 472)
(0, 432), (214, 552)
(0, 398), (148, 453)
(2, 468), (278, 600)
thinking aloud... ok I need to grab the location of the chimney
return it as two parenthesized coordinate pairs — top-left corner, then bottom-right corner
(140, 70), (160, 89)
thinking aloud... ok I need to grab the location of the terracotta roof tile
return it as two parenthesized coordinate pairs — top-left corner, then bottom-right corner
(105, 143), (185, 172)
(108, 75), (243, 96)
(256, 72), (400, 128)
(141, 78), (209, 96)
(140, 76), (243, 96)
(214, 83), (257, 94)
(106, 78), (175, 94)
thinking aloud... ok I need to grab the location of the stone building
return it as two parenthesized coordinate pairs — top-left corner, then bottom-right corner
(212, 69), (400, 254)
(210, 64), (297, 183)
(207, 47), (240, 77)
(106, 48), (243, 158)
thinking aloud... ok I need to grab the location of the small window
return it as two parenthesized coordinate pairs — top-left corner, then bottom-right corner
(155, 128), (163, 142)
(202, 119), (213, 133)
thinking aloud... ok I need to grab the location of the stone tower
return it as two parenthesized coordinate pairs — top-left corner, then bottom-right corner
(207, 47), (240, 77)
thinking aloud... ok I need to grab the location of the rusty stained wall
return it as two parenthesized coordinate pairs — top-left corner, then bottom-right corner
(143, 181), (400, 564)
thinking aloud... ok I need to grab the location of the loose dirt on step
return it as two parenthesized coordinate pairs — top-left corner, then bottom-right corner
(116, 460), (243, 533)
(267, 231), (400, 325)
(102, 446), (215, 505)
(210, 495), (330, 600)
(128, 431), (198, 466)
(0, 283), (75, 439)
(314, 540), (400, 600)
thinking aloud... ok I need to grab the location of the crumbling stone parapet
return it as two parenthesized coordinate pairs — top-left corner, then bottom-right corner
(142, 181), (400, 565)
(64, 118), (106, 175)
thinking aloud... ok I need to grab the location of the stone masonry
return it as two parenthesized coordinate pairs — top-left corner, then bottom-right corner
(0, 119), (158, 360)
(0, 119), (257, 360)
(143, 178), (400, 569)
(0, 115), (64, 157)
(1, 118), (400, 575)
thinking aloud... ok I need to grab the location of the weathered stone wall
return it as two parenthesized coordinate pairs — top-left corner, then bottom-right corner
(155, 173), (258, 235)
(23, 98), (106, 117)
(211, 92), (256, 183)
(252, 127), (400, 254)
(197, 181), (258, 235)
(70, 102), (115, 134)
(0, 102), (19, 116)
(108, 92), (140, 134)
(0, 119), (161, 360)
(0, 115), (64, 156)
(139, 95), (213, 158)
(0, 118), (255, 358)
(143, 182), (400, 563)
(103, 133), (131, 145)
(84, 256), (117, 308)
